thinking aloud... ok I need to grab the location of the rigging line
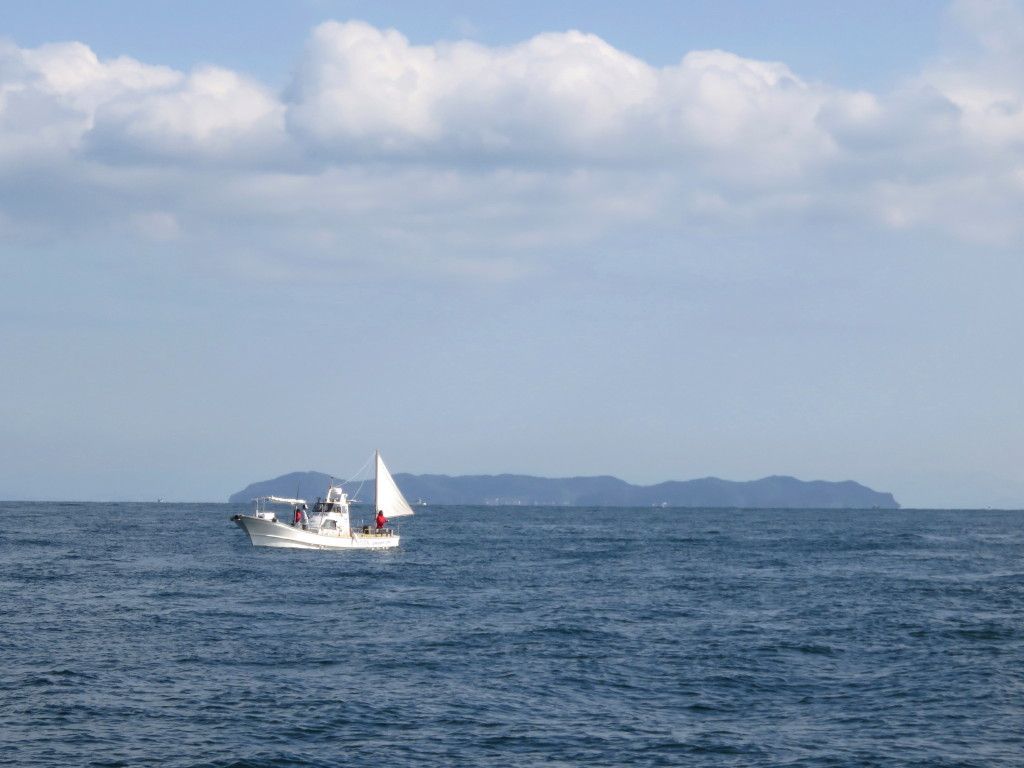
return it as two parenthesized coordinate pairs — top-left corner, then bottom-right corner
(322, 452), (373, 515)
(350, 476), (367, 505)
(332, 452), (374, 487)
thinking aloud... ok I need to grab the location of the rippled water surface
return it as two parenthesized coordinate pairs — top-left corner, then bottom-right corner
(1, 503), (1022, 767)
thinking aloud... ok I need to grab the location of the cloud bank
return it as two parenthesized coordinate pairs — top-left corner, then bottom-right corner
(3, 3), (1024, 275)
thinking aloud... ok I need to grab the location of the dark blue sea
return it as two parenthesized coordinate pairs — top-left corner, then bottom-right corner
(1, 504), (1022, 767)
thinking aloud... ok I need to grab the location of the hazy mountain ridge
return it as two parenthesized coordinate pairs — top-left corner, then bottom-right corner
(229, 471), (899, 509)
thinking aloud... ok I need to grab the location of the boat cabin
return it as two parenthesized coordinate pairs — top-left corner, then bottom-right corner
(309, 486), (351, 535)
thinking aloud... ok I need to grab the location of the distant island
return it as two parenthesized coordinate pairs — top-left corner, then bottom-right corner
(229, 471), (899, 509)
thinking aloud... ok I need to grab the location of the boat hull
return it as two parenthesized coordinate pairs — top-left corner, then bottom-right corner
(231, 515), (400, 550)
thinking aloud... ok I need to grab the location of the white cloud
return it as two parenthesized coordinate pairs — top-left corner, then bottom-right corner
(0, 40), (284, 166)
(88, 66), (286, 161)
(0, 41), (179, 161)
(131, 210), (181, 241)
(3, 7), (1024, 278)
(285, 22), (659, 160)
(284, 21), (840, 182)
(921, 1), (1024, 154)
(16, 41), (180, 110)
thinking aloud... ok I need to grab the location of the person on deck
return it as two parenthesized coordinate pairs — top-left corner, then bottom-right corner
(293, 506), (304, 527)
(376, 510), (388, 530)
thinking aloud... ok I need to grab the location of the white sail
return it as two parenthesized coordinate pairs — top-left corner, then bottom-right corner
(375, 451), (415, 518)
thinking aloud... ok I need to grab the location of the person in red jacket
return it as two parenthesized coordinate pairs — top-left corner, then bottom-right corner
(293, 506), (304, 528)
(375, 510), (388, 530)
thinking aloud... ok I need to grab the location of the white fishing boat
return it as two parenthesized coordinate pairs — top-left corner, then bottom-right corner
(231, 451), (414, 550)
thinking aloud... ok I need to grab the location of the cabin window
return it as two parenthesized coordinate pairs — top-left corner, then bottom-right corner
(322, 520), (337, 530)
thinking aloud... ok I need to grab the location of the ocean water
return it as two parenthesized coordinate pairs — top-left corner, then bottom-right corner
(0, 504), (1022, 767)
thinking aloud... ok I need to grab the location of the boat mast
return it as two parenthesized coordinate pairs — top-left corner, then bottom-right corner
(373, 449), (380, 512)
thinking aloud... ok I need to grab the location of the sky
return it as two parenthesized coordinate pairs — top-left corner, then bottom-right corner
(1, 1), (1022, 507)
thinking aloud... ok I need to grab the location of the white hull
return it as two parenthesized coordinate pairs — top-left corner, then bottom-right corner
(232, 515), (400, 550)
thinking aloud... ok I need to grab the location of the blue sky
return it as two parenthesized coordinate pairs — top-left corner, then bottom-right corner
(1, 1), (1022, 506)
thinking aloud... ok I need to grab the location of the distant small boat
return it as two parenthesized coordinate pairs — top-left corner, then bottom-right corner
(414, 498), (427, 506)
(230, 451), (414, 550)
